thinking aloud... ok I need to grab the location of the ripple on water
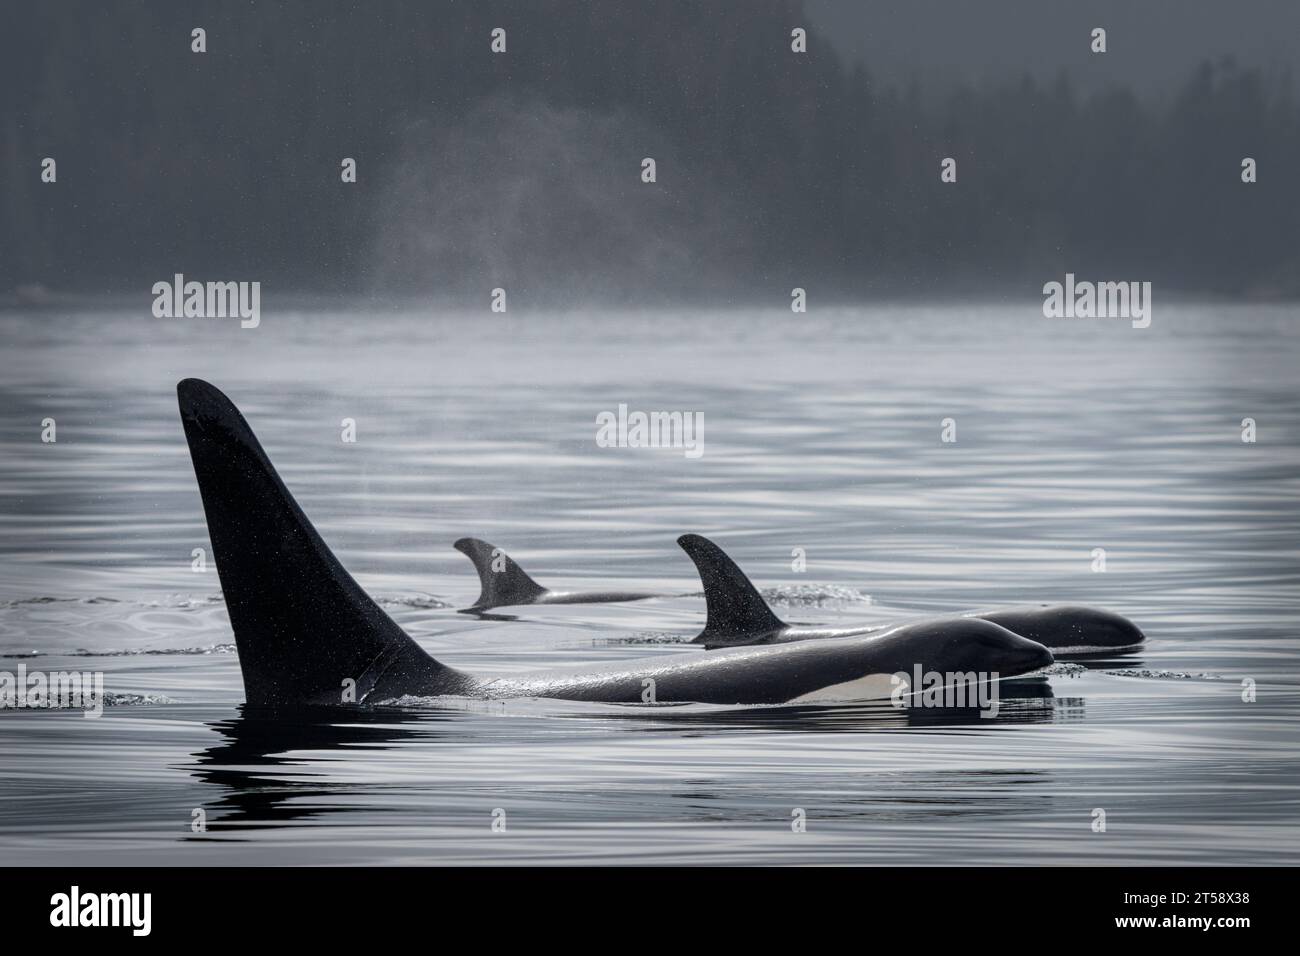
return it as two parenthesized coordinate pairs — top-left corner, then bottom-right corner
(0, 305), (1297, 864)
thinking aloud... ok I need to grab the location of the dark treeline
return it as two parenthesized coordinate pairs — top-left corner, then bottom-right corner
(3, 0), (1298, 303)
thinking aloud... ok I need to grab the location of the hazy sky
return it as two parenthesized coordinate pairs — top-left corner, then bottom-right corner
(806, 0), (1300, 98)
(5, 1), (1296, 299)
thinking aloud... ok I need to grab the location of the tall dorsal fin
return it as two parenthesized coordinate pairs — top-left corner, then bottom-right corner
(453, 538), (549, 610)
(677, 534), (787, 645)
(177, 378), (467, 706)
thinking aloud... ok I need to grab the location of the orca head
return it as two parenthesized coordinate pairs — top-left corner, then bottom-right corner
(978, 604), (1145, 653)
(902, 617), (1055, 678)
(1053, 605), (1146, 649)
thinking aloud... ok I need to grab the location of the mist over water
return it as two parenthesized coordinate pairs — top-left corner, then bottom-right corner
(1, 303), (1297, 864)
(6, 1), (1300, 301)
(369, 96), (760, 302)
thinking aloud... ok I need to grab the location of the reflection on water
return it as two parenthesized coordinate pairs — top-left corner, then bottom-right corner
(0, 303), (1298, 864)
(188, 708), (449, 834)
(183, 679), (1064, 835)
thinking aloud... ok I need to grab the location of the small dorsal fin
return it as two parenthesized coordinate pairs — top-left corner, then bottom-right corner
(677, 534), (787, 645)
(454, 538), (549, 610)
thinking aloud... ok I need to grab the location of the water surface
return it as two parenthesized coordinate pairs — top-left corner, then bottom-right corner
(1, 303), (1297, 864)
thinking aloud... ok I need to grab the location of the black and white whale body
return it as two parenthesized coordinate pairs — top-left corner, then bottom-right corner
(454, 537), (664, 612)
(678, 534), (1145, 655)
(177, 378), (1053, 707)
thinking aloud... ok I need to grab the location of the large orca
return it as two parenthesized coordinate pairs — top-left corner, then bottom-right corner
(454, 537), (664, 612)
(678, 534), (1145, 655)
(177, 378), (1053, 707)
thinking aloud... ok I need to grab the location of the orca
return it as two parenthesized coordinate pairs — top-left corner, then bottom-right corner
(177, 378), (1053, 707)
(678, 533), (1145, 655)
(454, 537), (664, 612)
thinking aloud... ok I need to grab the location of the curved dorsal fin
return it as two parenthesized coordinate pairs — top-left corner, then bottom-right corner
(677, 534), (786, 645)
(454, 538), (549, 610)
(177, 378), (462, 706)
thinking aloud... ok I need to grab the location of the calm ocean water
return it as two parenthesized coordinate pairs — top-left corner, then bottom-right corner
(1, 302), (1297, 864)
